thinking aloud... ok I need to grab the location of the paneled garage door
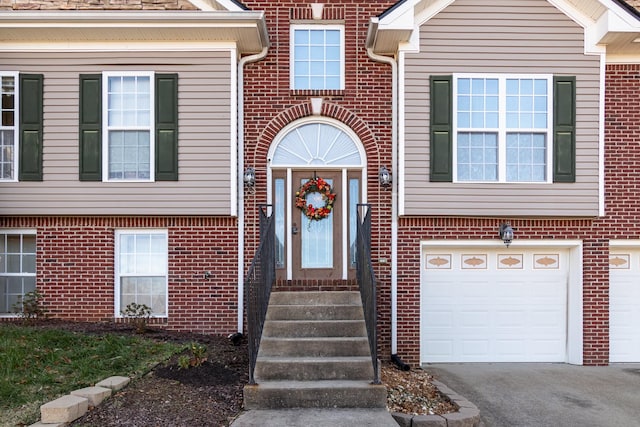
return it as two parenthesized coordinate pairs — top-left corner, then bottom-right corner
(610, 249), (640, 362)
(421, 248), (569, 363)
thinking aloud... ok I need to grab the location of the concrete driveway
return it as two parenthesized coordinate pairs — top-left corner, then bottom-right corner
(426, 363), (640, 427)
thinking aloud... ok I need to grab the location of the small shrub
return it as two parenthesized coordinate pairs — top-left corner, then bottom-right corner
(177, 342), (208, 369)
(12, 290), (47, 323)
(121, 302), (152, 334)
(177, 355), (191, 370)
(190, 342), (207, 367)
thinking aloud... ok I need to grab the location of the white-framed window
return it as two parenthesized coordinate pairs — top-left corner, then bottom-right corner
(290, 25), (345, 90)
(115, 229), (167, 317)
(103, 71), (154, 182)
(0, 230), (36, 315)
(0, 72), (18, 182)
(453, 74), (553, 183)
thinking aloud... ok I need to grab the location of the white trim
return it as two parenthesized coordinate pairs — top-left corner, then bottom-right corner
(420, 239), (583, 365)
(342, 169), (348, 279)
(0, 228), (36, 234)
(398, 51), (406, 217)
(606, 54), (640, 64)
(599, 55), (606, 216)
(610, 239), (640, 248)
(0, 41), (239, 52)
(452, 73), (554, 184)
(230, 49), (238, 217)
(102, 71), (155, 183)
(0, 71), (19, 183)
(114, 228), (168, 319)
(267, 117), (366, 168)
(290, 24), (346, 91)
(286, 169), (293, 280)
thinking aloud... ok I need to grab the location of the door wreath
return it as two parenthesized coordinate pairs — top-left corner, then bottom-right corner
(295, 177), (336, 221)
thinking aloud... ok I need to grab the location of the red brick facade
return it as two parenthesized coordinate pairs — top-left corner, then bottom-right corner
(241, 0), (396, 355)
(0, 217), (239, 334)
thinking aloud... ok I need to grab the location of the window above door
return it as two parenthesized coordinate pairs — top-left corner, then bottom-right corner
(290, 25), (345, 91)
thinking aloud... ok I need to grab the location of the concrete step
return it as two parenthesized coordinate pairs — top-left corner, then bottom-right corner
(255, 357), (373, 381)
(230, 409), (399, 427)
(258, 337), (370, 357)
(243, 380), (387, 409)
(265, 304), (364, 321)
(269, 291), (361, 306)
(262, 320), (367, 338)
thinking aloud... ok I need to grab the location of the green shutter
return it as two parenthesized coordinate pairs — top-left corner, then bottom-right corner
(553, 76), (576, 183)
(79, 74), (102, 181)
(430, 75), (453, 182)
(155, 74), (178, 181)
(19, 74), (43, 181)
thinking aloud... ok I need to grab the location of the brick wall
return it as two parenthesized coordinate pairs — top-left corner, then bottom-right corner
(0, 216), (239, 335)
(241, 1), (396, 356)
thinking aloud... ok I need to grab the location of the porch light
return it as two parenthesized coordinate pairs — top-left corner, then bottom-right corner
(379, 166), (392, 188)
(244, 167), (256, 187)
(499, 223), (514, 247)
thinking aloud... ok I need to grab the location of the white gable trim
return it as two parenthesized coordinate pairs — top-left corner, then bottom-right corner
(189, 0), (246, 12)
(372, 0), (640, 56)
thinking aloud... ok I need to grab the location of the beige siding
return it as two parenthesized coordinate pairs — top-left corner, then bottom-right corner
(0, 50), (234, 216)
(403, 0), (601, 217)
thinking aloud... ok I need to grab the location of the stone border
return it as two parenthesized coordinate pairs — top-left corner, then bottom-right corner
(391, 380), (483, 427)
(29, 376), (130, 426)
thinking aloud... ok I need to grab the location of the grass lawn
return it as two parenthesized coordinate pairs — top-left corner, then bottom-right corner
(0, 323), (185, 426)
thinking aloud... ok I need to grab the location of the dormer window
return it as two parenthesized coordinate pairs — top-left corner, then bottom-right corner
(290, 25), (344, 90)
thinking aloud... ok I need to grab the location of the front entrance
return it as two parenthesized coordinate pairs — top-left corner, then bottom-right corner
(291, 171), (342, 279)
(267, 119), (366, 283)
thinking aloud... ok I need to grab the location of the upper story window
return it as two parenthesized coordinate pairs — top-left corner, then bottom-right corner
(454, 75), (553, 183)
(79, 72), (177, 182)
(103, 72), (154, 181)
(0, 73), (18, 182)
(291, 25), (344, 90)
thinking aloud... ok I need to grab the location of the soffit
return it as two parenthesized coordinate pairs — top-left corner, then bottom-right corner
(0, 10), (268, 53)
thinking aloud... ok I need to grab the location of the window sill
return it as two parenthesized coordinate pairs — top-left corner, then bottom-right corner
(291, 89), (344, 97)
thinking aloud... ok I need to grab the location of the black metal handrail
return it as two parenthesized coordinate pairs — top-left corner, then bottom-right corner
(356, 203), (380, 384)
(245, 204), (275, 385)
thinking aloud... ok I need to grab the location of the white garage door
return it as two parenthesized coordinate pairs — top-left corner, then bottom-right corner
(421, 248), (569, 363)
(610, 249), (640, 362)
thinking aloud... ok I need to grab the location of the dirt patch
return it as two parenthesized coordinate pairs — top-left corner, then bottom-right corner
(16, 320), (456, 426)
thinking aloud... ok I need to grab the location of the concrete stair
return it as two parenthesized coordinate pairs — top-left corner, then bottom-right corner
(243, 291), (386, 410)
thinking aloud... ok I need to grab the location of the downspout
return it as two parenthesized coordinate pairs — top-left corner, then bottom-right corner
(366, 31), (400, 360)
(237, 46), (269, 334)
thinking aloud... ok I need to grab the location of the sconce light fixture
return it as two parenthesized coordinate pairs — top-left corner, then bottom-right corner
(499, 223), (514, 247)
(379, 166), (392, 188)
(243, 167), (256, 187)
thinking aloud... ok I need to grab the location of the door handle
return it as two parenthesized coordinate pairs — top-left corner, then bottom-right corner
(292, 223), (299, 235)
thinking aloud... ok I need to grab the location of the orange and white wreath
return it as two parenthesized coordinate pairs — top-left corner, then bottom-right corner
(295, 177), (336, 221)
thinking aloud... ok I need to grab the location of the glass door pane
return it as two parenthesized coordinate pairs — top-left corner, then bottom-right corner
(301, 179), (333, 268)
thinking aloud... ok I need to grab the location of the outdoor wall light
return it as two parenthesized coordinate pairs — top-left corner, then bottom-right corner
(243, 167), (256, 187)
(379, 166), (392, 188)
(499, 223), (514, 247)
